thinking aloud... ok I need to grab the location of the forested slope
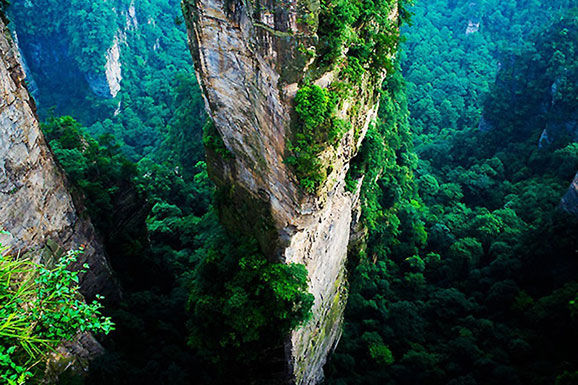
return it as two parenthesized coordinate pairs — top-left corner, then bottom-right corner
(325, 2), (578, 385)
(10, 0), (202, 159)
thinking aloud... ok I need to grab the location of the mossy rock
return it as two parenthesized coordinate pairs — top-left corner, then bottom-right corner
(214, 181), (280, 260)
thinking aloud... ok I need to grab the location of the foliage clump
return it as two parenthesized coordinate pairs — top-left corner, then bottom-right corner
(188, 226), (313, 369)
(287, 84), (349, 193)
(317, 0), (406, 75)
(202, 119), (233, 160)
(43, 116), (140, 232)
(0, 240), (113, 385)
(287, 0), (412, 193)
(0, 1), (9, 23)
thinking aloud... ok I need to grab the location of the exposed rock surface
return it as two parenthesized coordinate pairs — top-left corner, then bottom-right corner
(87, 33), (123, 98)
(183, 0), (397, 383)
(561, 172), (578, 215)
(0, 18), (116, 299)
(466, 20), (480, 34)
(45, 333), (106, 382)
(539, 78), (578, 148)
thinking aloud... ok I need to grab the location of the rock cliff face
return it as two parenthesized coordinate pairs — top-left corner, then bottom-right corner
(561, 173), (578, 216)
(86, 33), (123, 98)
(183, 1), (398, 383)
(0, 18), (116, 298)
(538, 76), (578, 148)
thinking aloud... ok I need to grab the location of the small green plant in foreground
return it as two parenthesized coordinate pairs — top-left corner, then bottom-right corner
(0, 236), (114, 384)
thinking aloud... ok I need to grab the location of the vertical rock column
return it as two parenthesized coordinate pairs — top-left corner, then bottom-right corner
(0, 18), (116, 298)
(183, 0), (398, 383)
(561, 173), (578, 216)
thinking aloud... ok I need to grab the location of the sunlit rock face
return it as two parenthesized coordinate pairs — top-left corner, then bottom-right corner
(183, 0), (397, 383)
(86, 33), (123, 98)
(561, 173), (578, 216)
(0, 18), (116, 299)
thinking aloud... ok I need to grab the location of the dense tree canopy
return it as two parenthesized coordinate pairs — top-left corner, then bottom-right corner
(325, 3), (578, 385)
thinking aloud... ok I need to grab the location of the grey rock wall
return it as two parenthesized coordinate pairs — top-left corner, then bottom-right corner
(183, 0), (397, 383)
(86, 33), (123, 98)
(0, 18), (116, 299)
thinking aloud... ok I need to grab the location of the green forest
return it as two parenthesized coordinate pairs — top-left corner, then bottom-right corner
(0, 0), (576, 384)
